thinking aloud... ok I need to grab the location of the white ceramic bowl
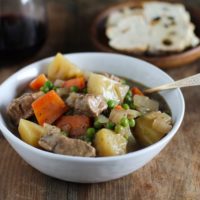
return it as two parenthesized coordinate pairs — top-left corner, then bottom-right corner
(0, 53), (185, 183)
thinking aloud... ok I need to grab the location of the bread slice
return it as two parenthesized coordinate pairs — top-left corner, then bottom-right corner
(107, 15), (149, 53)
(106, 7), (143, 27)
(105, 1), (199, 54)
(148, 22), (194, 53)
(185, 23), (200, 48)
(143, 1), (190, 24)
(143, 1), (199, 53)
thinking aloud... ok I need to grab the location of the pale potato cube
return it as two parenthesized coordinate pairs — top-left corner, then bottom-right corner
(94, 128), (127, 157)
(18, 119), (47, 147)
(87, 73), (129, 103)
(134, 111), (172, 147)
(48, 53), (83, 81)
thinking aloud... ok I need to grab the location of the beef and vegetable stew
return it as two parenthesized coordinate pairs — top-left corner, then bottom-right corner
(7, 53), (172, 157)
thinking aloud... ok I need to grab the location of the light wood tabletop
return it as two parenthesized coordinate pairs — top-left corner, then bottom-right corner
(0, 0), (200, 200)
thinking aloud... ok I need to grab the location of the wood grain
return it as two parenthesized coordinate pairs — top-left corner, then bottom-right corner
(0, 0), (200, 200)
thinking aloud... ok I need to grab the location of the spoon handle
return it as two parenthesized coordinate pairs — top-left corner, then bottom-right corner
(144, 73), (200, 94)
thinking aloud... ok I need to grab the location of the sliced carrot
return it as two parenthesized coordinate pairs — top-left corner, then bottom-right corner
(131, 87), (144, 96)
(56, 115), (90, 137)
(63, 77), (85, 90)
(115, 105), (123, 110)
(32, 90), (68, 125)
(29, 74), (48, 90)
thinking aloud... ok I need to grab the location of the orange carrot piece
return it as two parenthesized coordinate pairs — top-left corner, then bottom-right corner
(32, 90), (68, 125)
(115, 105), (123, 110)
(131, 87), (144, 96)
(56, 115), (90, 137)
(63, 77), (85, 90)
(29, 74), (48, 90)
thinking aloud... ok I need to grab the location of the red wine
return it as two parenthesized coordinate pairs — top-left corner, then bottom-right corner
(0, 14), (47, 61)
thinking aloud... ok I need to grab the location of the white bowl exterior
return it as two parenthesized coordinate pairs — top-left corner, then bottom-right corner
(5, 136), (165, 183)
(0, 53), (185, 183)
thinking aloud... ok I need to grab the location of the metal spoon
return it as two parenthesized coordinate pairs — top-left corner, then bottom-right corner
(144, 73), (200, 94)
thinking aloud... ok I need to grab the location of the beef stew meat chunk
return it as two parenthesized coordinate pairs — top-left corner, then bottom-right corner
(39, 133), (96, 157)
(66, 93), (108, 117)
(7, 91), (43, 125)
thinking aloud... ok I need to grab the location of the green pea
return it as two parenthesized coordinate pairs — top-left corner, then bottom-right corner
(94, 121), (102, 129)
(106, 121), (115, 130)
(40, 86), (49, 93)
(122, 103), (129, 110)
(120, 117), (129, 127)
(40, 86), (44, 91)
(86, 127), (96, 141)
(107, 100), (116, 109)
(44, 80), (54, 89)
(70, 86), (79, 92)
(114, 124), (124, 133)
(128, 119), (136, 128)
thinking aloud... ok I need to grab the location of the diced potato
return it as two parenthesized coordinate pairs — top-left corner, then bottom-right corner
(18, 119), (47, 147)
(87, 73), (129, 103)
(87, 73), (118, 101)
(152, 113), (172, 133)
(133, 95), (159, 114)
(133, 111), (172, 147)
(48, 53), (83, 81)
(94, 128), (127, 157)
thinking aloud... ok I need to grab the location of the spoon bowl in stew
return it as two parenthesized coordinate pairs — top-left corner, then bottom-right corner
(0, 53), (185, 183)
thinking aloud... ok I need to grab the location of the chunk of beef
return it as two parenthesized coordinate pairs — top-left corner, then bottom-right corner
(7, 91), (43, 125)
(66, 93), (107, 117)
(38, 133), (96, 157)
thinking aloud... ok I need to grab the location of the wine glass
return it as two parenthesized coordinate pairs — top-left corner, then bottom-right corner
(0, 0), (47, 62)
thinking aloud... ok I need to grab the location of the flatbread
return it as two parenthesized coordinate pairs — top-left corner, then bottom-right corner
(105, 1), (199, 54)
(107, 15), (148, 53)
(143, 1), (199, 53)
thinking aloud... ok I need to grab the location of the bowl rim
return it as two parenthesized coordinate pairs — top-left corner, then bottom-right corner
(0, 52), (185, 162)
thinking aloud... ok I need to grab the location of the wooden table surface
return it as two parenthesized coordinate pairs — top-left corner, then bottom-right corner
(0, 0), (200, 199)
